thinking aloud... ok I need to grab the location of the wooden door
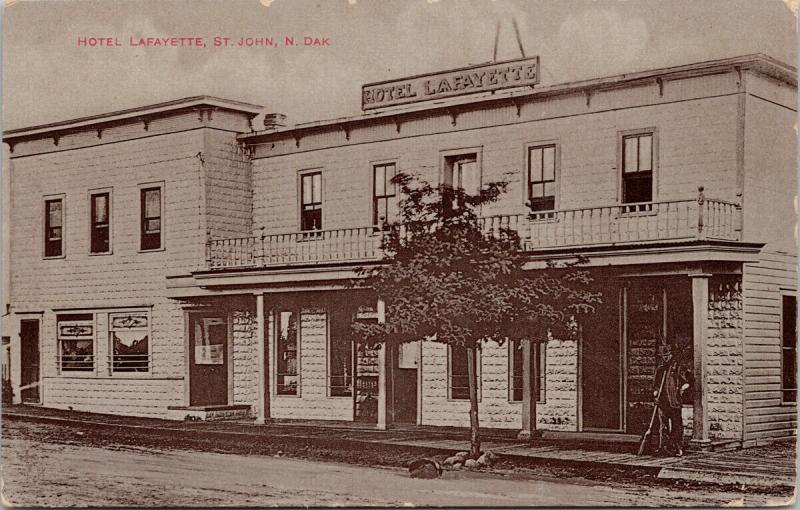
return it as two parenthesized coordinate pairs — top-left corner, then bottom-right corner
(189, 315), (229, 406)
(392, 342), (418, 423)
(20, 319), (40, 403)
(581, 284), (623, 430)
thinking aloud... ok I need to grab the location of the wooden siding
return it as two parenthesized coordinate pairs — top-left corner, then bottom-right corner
(251, 73), (742, 235)
(7, 108), (256, 417)
(742, 250), (797, 441)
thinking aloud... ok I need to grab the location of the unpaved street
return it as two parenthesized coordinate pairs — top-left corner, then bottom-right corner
(1, 421), (792, 507)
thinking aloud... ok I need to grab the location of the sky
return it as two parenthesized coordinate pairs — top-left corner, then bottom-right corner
(2, 0), (797, 130)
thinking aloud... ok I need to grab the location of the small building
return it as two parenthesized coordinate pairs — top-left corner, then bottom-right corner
(4, 54), (796, 449)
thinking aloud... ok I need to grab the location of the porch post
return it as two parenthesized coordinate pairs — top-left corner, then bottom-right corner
(690, 273), (711, 450)
(517, 339), (535, 440)
(376, 298), (388, 430)
(255, 292), (267, 424)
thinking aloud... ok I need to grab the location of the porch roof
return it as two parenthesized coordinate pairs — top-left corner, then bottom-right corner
(165, 239), (763, 299)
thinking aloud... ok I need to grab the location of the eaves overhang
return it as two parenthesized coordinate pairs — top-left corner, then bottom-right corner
(165, 240), (764, 299)
(238, 53), (796, 146)
(4, 95), (264, 142)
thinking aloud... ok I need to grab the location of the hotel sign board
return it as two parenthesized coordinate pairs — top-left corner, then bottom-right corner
(361, 56), (540, 111)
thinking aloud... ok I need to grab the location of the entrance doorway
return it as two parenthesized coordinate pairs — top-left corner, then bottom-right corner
(189, 314), (229, 406)
(20, 319), (40, 403)
(392, 341), (418, 423)
(624, 277), (693, 435)
(581, 283), (623, 430)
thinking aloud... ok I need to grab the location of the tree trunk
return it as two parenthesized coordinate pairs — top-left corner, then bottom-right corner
(519, 338), (538, 441)
(530, 339), (538, 436)
(466, 344), (481, 459)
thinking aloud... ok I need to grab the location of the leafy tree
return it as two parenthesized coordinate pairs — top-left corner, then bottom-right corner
(353, 173), (600, 458)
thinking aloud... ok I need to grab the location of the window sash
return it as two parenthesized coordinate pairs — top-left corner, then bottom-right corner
(373, 163), (397, 227)
(45, 199), (64, 257)
(623, 134), (653, 174)
(301, 173), (322, 231)
(528, 146), (556, 210)
(92, 194), (109, 225)
(140, 187), (162, 250)
(90, 192), (110, 253)
(622, 171), (653, 204)
(443, 155), (480, 197)
(455, 159), (480, 196)
(621, 134), (654, 204)
(301, 173), (322, 206)
(300, 207), (322, 231)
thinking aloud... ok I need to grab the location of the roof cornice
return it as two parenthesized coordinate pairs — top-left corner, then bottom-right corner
(239, 53), (796, 144)
(4, 96), (263, 141)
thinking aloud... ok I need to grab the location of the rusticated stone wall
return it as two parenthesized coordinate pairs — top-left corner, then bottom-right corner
(539, 339), (578, 431)
(706, 276), (744, 441)
(419, 338), (578, 431)
(231, 310), (257, 407)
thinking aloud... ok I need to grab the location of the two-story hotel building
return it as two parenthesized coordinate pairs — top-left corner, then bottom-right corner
(4, 54), (796, 449)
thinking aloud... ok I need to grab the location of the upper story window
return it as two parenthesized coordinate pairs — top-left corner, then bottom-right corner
(373, 162), (397, 228)
(275, 310), (299, 395)
(781, 294), (797, 404)
(621, 132), (654, 205)
(300, 172), (322, 231)
(443, 154), (480, 196)
(109, 312), (150, 373)
(527, 145), (556, 212)
(57, 314), (94, 372)
(44, 197), (64, 258)
(89, 190), (111, 254)
(140, 186), (163, 251)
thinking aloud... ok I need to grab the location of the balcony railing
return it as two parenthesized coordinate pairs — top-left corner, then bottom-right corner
(205, 193), (741, 271)
(481, 196), (741, 251)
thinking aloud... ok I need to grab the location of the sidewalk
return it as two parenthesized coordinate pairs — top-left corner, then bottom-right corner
(3, 405), (795, 489)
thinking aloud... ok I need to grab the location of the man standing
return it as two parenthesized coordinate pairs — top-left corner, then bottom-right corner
(653, 345), (691, 456)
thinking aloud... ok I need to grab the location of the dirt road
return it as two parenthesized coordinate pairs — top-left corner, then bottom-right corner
(1, 422), (791, 507)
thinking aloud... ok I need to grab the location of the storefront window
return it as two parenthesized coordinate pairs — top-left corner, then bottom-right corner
(57, 314), (94, 372)
(509, 339), (545, 403)
(449, 345), (479, 400)
(109, 312), (149, 372)
(329, 312), (352, 397)
(276, 310), (299, 395)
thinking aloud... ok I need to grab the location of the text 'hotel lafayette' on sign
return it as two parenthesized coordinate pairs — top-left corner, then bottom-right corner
(361, 56), (540, 110)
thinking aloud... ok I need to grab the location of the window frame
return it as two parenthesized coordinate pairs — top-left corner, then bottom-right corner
(524, 141), (560, 214)
(273, 308), (301, 397)
(440, 146), (483, 197)
(447, 344), (481, 402)
(370, 159), (398, 230)
(298, 169), (323, 232)
(780, 291), (797, 405)
(508, 339), (546, 404)
(43, 193), (66, 259)
(88, 188), (113, 255)
(617, 128), (658, 206)
(138, 182), (165, 252)
(57, 313), (96, 374)
(108, 309), (152, 376)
